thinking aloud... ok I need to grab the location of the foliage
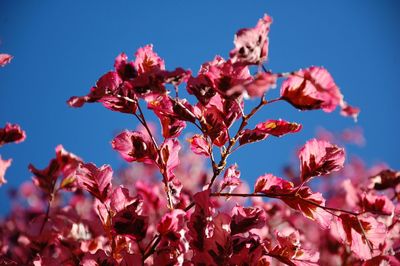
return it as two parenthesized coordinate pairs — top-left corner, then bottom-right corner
(0, 13), (399, 266)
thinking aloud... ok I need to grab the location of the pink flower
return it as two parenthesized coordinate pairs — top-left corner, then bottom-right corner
(230, 14), (273, 65)
(299, 139), (345, 182)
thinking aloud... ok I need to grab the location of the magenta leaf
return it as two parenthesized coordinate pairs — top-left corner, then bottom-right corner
(220, 164), (241, 193)
(75, 163), (113, 202)
(188, 134), (210, 157)
(254, 174), (294, 194)
(334, 214), (387, 260)
(0, 54), (13, 67)
(299, 139), (345, 182)
(112, 196), (148, 240)
(0, 156), (12, 186)
(230, 14), (273, 65)
(0, 123), (26, 146)
(111, 130), (156, 163)
(230, 206), (266, 235)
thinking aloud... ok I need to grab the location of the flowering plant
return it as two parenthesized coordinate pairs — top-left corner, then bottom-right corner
(0, 13), (399, 266)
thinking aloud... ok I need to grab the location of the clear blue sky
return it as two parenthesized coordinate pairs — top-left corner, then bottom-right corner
(1, 1), (399, 213)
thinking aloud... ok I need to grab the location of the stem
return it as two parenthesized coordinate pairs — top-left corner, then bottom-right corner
(207, 96), (269, 189)
(356, 216), (374, 254)
(135, 102), (174, 210)
(143, 234), (161, 261)
(210, 192), (361, 216)
(140, 95), (281, 258)
(39, 201), (51, 234)
(143, 233), (159, 258)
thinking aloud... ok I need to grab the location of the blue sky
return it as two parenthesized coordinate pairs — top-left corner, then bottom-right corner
(0, 1), (399, 213)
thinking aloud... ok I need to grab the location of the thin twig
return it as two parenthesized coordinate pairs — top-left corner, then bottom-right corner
(135, 102), (174, 210)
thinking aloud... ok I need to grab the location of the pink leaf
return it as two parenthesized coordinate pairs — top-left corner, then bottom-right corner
(281, 187), (333, 229)
(335, 214), (387, 260)
(281, 66), (344, 112)
(75, 163), (113, 202)
(112, 196), (148, 240)
(0, 53), (13, 67)
(0, 156), (12, 186)
(0, 123), (26, 146)
(230, 206), (266, 235)
(340, 103), (360, 122)
(188, 134), (210, 157)
(243, 72), (277, 98)
(270, 230), (320, 266)
(239, 119), (301, 145)
(369, 169), (400, 190)
(111, 130), (156, 163)
(254, 174), (294, 194)
(255, 119), (302, 137)
(220, 164), (241, 192)
(361, 193), (394, 215)
(230, 14), (273, 65)
(134, 44), (165, 74)
(299, 139), (345, 182)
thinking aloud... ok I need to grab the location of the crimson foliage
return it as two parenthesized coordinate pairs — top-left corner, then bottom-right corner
(0, 13), (399, 266)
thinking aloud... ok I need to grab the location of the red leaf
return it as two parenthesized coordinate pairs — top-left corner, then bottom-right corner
(29, 159), (60, 199)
